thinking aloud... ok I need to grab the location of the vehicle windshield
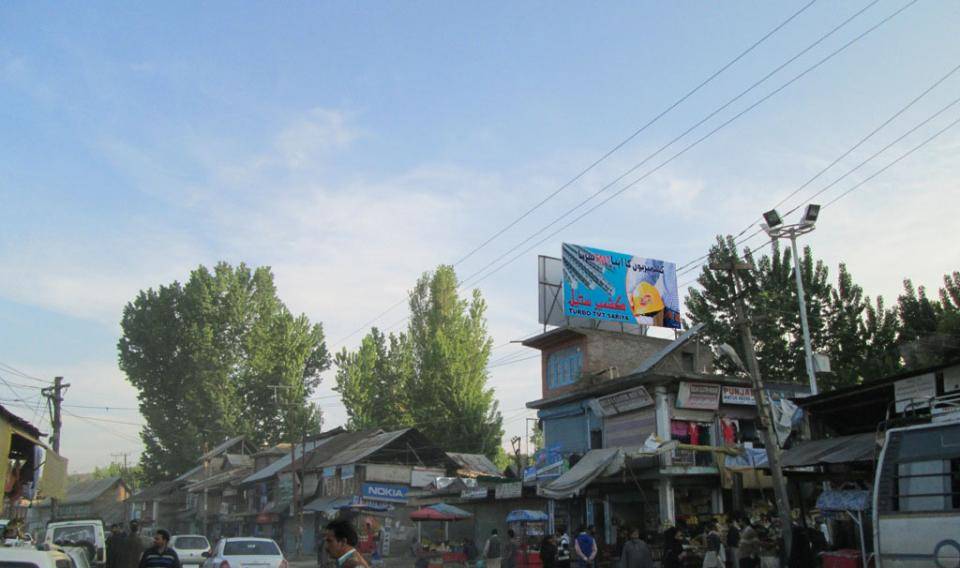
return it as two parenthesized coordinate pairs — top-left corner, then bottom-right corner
(52, 526), (96, 544)
(223, 541), (280, 556)
(173, 537), (209, 550)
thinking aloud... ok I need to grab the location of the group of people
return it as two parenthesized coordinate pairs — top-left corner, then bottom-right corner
(661, 515), (765, 568)
(106, 521), (183, 568)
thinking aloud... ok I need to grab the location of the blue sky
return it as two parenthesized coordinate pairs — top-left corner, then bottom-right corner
(2, 1), (960, 470)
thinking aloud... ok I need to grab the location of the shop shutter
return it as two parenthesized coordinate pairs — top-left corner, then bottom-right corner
(603, 407), (657, 448)
(544, 413), (588, 454)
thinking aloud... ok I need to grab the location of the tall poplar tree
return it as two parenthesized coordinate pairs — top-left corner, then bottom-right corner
(118, 262), (330, 483)
(334, 265), (504, 457)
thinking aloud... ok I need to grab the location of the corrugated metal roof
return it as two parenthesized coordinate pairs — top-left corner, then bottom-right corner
(241, 438), (331, 485)
(36, 476), (126, 506)
(780, 433), (878, 468)
(225, 454), (253, 468)
(446, 453), (502, 477)
(200, 436), (247, 460)
(186, 468), (252, 492)
(629, 323), (705, 375)
(130, 480), (181, 502)
(320, 429), (411, 467)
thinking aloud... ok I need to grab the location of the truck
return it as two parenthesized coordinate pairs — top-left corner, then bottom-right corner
(872, 396), (960, 567)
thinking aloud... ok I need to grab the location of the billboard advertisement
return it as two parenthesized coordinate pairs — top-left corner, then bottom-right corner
(561, 243), (681, 329)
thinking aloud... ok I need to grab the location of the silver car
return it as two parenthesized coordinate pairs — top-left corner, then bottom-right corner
(202, 538), (286, 568)
(171, 535), (211, 566)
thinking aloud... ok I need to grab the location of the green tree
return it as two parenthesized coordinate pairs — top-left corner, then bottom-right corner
(407, 266), (503, 456)
(91, 463), (146, 490)
(686, 236), (898, 391)
(897, 272), (960, 367)
(824, 264), (901, 387)
(118, 262), (330, 483)
(333, 328), (412, 431)
(686, 236), (831, 383)
(335, 265), (504, 458)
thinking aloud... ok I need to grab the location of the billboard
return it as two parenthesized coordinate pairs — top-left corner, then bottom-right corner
(561, 243), (681, 329)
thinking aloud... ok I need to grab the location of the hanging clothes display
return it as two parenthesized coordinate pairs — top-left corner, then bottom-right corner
(721, 418), (739, 445)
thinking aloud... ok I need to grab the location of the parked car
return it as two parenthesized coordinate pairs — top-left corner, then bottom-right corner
(202, 538), (287, 568)
(171, 535), (211, 566)
(0, 546), (77, 568)
(44, 519), (106, 568)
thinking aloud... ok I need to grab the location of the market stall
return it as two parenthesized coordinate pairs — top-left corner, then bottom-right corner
(816, 490), (870, 568)
(506, 509), (548, 568)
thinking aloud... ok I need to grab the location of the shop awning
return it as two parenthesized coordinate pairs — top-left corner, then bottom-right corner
(780, 433), (877, 468)
(816, 490), (870, 512)
(304, 495), (352, 515)
(538, 448), (626, 499)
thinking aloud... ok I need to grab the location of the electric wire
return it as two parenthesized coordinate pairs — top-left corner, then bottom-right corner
(450, 0), (820, 269)
(459, 0), (918, 292)
(677, 60), (960, 273)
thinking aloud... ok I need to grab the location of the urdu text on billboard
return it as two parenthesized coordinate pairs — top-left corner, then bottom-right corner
(561, 243), (681, 329)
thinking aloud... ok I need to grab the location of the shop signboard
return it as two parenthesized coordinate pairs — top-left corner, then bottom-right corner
(944, 365), (960, 394)
(894, 373), (936, 413)
(721, 386), (756, 406)
(460, 487), (488, 500)
(495, 482), (522, 500)
(341, 464), (355, 480)
(365, 463), (411, 484)
(322, 466), (337, 478)
(597, 386), (654, 416)
(561, 243), (681, 329)
(676, 382), (721, 410)
(361, 482), (409, 503)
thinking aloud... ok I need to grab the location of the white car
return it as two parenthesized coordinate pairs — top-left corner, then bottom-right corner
(202, 537), (287, 568)
(171, 535), (211, 566)
(0, 547), (77, 568)
(44, 520), (106, 568)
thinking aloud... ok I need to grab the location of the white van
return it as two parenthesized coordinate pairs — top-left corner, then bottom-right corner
(0, 547), (77, 568)
(44, 520), (106, 568)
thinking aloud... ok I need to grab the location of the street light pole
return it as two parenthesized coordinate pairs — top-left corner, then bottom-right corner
(788, 233), (818, 395)
(761, 205), (821, 396)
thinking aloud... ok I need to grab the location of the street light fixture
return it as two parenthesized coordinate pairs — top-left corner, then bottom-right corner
(760, 205), (821, 396)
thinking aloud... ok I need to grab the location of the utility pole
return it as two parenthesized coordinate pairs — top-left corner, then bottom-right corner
(112, 452), (131, 522)
(42, 376), (68, 520)
(713, 260), (793, 556)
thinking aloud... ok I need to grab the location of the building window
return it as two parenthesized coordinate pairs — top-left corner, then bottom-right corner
(681, 352), (696, 372)
(547, 346), (582, 389)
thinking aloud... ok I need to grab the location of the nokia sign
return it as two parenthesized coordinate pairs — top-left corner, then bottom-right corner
(361, 482), (409, 503)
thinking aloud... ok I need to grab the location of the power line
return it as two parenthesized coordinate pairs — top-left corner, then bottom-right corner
(450, 0), (819, 269)
(677, 94), (960, 286)
(459, 0), (917, 292)
(62, 408), (142, 445)
(0, 362), (51, 385)
(488, 354), (541, 369)
(680, 60), (960, 271)
(328, 2), (834, 348)
(456, 0), (899, 291)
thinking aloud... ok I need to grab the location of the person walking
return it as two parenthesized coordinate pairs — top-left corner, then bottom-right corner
(323, 520), (370, 568)
(557, 529), (571, 568)
(138, 530), (181, 568)
(701, 522), (725, 568)
(573, 527), (597, 568)
(662, 527), (685, 568)
(540, 534), (558, 568)
(483, 529), (503, 568)
(618, 529), (654, 568)
(106, 524), (124, 568)
(120, 521), (145, 568)
(726, 517), (741, 568)
(737, 520), (761, 568)
(503, 529), (519, 568)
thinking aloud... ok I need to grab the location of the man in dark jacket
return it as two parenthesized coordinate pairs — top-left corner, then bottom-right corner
(138, 530), (181, 568)
(618, 529), (654, 568)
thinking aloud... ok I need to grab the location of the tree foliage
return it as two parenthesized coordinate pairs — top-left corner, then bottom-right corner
(119, 262), (330, 483)
(897, 271), (960, 367)
(686, 236), (901, 390)
(334, 265), (503, 457)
